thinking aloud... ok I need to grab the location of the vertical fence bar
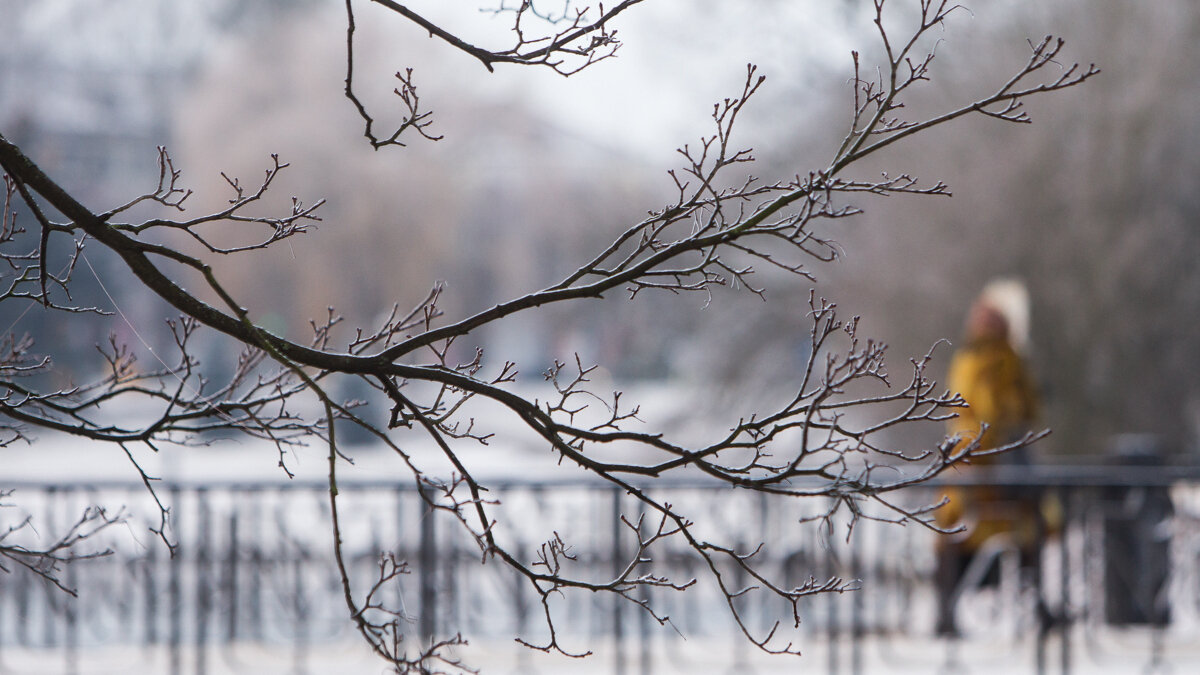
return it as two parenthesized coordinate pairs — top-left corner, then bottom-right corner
(636, 496), (651, 675)
(64, 524), (78, 675)
(13, 544), (28, 647)
(1059, 486), (1071, 675)
(825, 505), (840, 675)
(196, 488), (210, 675)
(0, 566), (5, 667)
(850, 524), (863, 675)
(225, 507), (239, 644)
(394, 485), (409, 648)
(1034, 482), (1048, 675)
(419, 484), (438, 651)
(168, 485), (182, 675)
(43, 486), (57, 649)
(145, 529), (159, 649)
(611, 486), (624, 675)
(248, 491), (263, 644)
(292, 545), (309, 675)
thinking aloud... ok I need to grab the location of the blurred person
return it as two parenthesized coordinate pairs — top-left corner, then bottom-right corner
(934, 286), (1041, 637)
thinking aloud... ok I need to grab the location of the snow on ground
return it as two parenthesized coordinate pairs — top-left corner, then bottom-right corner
(3, 627), (1198, 675)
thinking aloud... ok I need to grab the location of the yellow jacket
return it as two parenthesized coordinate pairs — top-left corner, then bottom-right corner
(938, 336), (1040, 551)
(946, 336), (1039, 454)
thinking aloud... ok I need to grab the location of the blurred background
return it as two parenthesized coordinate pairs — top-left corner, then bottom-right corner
(3, 1), (1200, 672)
(3, 0), (1197, 459)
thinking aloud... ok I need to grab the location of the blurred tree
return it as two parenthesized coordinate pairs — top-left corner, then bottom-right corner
(0, 0), (324, 380)
(803, 0), (1200, 457)
(1, 1), (1095, 671)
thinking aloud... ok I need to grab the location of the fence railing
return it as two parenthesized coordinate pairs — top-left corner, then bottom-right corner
(2, 464), (1200, 675)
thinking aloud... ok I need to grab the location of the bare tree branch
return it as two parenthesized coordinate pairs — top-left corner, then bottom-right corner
(0, 1), (1088, 671)
(0, 490), (123, 596)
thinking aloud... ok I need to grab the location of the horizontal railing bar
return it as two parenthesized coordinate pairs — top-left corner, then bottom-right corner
(4, 462), (1198, 492)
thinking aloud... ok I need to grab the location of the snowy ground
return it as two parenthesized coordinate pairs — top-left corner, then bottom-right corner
(2, 627), (1198, 675)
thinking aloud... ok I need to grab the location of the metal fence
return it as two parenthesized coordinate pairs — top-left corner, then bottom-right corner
(2, 465), (1200, 674)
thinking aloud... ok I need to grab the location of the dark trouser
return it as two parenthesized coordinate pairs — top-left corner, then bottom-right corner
(935, 543), (970, 636)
